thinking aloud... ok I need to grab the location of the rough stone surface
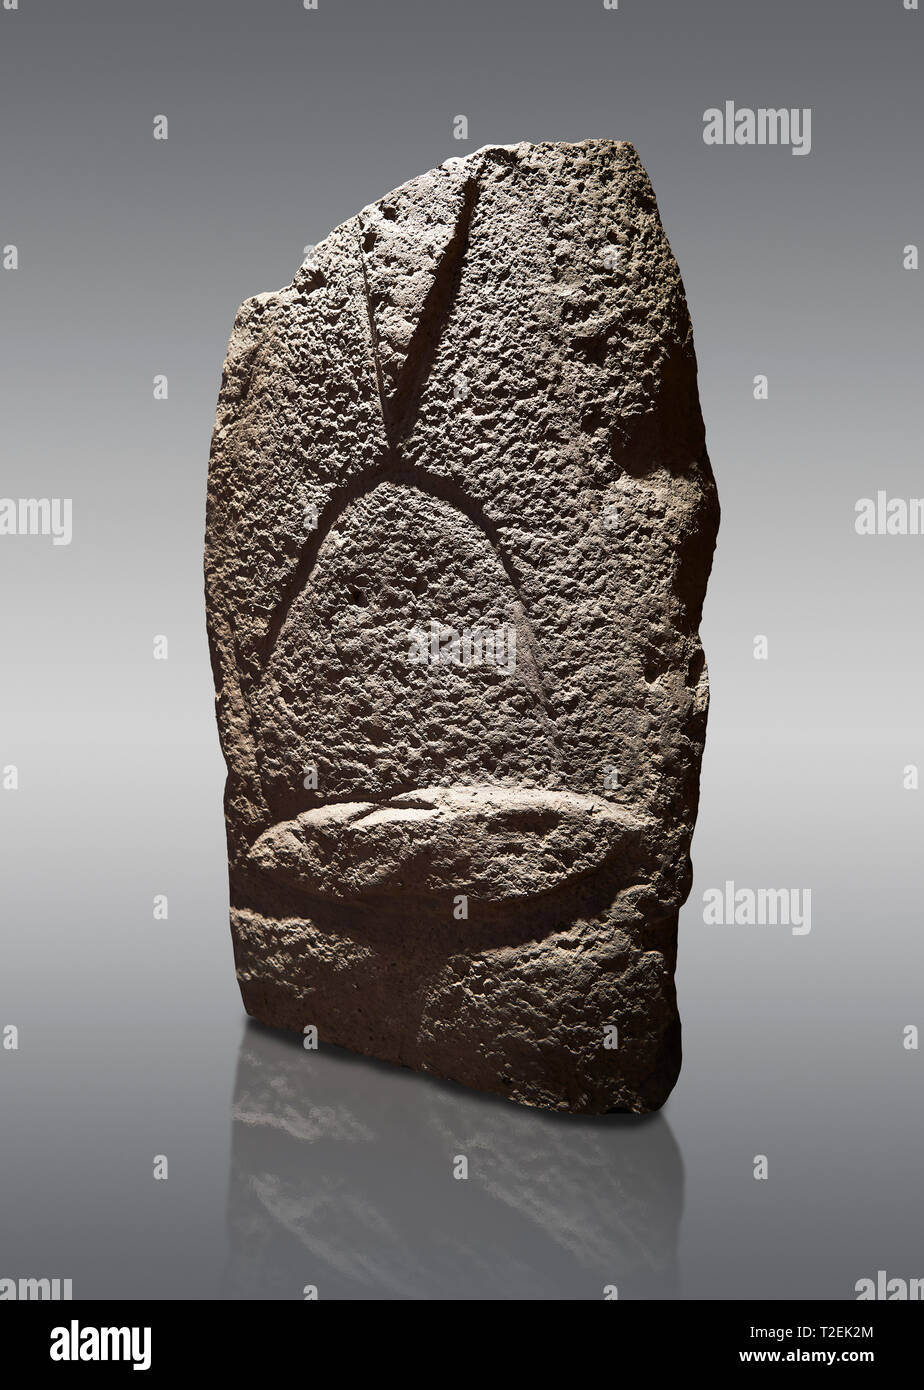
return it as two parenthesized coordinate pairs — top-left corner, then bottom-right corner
(205, 139), (719, 1115)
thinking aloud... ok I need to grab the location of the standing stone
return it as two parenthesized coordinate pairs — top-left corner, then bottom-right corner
(205, 140), (719, 1114)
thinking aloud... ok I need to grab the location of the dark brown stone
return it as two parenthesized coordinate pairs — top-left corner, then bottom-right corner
(205, 140), (719, 1113)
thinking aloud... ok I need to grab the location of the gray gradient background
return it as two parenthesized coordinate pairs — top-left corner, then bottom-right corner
(1, 0), (921, 1300)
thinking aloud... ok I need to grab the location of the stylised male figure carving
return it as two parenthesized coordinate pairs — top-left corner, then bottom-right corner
(205, 141), (719, 1113)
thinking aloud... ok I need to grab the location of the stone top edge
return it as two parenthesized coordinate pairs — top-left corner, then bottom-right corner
(298, 139), (643, 270)
(456, 137), (638, 159)
(230, 140), (644, 315)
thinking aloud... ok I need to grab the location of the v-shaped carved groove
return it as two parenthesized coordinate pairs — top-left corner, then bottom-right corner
(357, 246), (390, 438)
(257, 168), (482, 681)
(365, 172), (480, 450)
(248, 164), (561, 776)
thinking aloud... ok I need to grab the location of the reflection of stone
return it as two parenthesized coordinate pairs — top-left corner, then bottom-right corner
(224, 1024), (684, 1301)
(206, 141), (719, 1113)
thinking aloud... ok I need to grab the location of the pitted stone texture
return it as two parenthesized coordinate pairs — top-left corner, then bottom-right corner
(205, 140), (718, 1114)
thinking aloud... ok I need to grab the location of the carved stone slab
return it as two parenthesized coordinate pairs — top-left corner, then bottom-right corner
(205, 140), (719, 1113)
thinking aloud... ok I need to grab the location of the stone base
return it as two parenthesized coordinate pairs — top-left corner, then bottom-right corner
(230, 896), (680, 1115)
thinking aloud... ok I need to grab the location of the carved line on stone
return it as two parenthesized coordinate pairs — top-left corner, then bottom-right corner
(375, 172), (480, 448)
(357, 244), (390, 438)
(253, 462), (563, 784)
(249, 484), (566, 807)
(257, 166), (482, 681)
(205, 592), (270, 824)
(260, 464), (518, 665)
(230, 855), (663, 952)
(250, 157), (564, 800)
